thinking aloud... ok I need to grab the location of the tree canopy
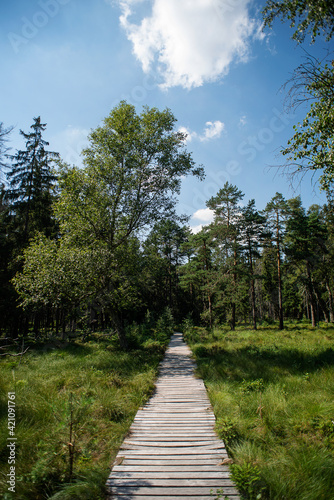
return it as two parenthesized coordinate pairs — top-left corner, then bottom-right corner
(262, 0), (334, 43)
(281, 55), (334, 191)
(57, 101), (204, 250)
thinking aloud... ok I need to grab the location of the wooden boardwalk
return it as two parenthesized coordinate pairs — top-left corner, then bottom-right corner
(106, 332), (240, 499)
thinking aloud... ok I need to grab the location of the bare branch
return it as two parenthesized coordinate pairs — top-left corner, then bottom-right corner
(0, 346), (30, 357)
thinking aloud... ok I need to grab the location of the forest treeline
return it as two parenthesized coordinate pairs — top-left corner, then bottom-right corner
(0, 103), (333, 350)
(1, 0), (334, 349)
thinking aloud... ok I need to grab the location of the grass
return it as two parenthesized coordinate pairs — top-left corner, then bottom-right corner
(0, 323), (171, 499)
(184, 321), (334, 500)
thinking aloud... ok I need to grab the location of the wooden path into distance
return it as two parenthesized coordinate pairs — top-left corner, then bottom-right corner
(106, 332), (240, 499)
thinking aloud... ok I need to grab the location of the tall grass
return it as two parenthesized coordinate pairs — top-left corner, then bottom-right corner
(184, 321), (334, 500)
(0, 317), (172, 499)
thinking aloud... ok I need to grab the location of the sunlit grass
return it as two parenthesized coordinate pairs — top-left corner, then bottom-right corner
(185, 322), (334, 500)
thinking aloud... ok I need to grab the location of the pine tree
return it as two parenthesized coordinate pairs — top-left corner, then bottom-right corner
(285, 197), (328, 326)
(6, 117), (58, 243)
(265, 193), (288, 329)
(240, 200), (269, 330)
(207, 182), (244, 330)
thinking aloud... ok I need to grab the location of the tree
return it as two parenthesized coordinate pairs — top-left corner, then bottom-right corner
(239, 200), (269, 330)
(179, 227), (215, 328)
(55, 101), (204, 348)
(265, 192), (288, 329)
(6, 117), (58, 243)
(279, 54), (334, 192)
(142, 219), (190, 320)
(323, 199), (334, 322)
(262, 0), (334, 43)
(285, 197), (328, 326)
(207, 182), (244, 330)
(262, 0), (334, 193)
(13, 234), (144, 338)
(0, 122), (13, 176)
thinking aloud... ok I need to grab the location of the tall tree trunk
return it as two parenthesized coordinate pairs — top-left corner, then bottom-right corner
(203, 239), (213, 329)
(56, 308), (60, 336)
(326, 281), (334, 323)
(230, 246), (237, 331)
(276, 215), (284, 330)
(249, 248), (257, 330)
(306, 262), (317, 327)
(250, 277), (257, 330)
(230, 302), (236, 331)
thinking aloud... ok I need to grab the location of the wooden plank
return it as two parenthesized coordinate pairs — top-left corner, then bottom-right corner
(113, 466), (229, 472)
(108, 479), (235, 488)
(117, 448), (227, 456)
(109, 486), (240, 496)
(126, 436), (220, 441)
(130, 427), (216, 431)
(108, 496), (239, 500)
(121, 439), (222, 450)
(110, 471), (231, 479)
(114, 460), (228, 466)
(107, 495), (239, 500)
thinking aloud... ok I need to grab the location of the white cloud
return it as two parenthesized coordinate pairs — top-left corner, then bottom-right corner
(200, 120), (225, 141)
(189, 207), (214, 233)
(192, 207), (215, 222)
(118, 0), (261, 89)
(179, 120), (225, 143)
(190, 224), (205, 234)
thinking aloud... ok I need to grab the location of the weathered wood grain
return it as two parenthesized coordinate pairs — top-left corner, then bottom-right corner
(106, 332), (240, 499)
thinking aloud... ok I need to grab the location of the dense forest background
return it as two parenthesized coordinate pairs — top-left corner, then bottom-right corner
(1, 99), (333, 350)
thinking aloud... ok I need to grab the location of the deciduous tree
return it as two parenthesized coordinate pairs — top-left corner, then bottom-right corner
(280, 55), (334, 192)
(262, 0), (334, 43)
(55, 101), (204, 348)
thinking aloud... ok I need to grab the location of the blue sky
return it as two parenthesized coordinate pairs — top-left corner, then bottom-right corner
(1, 0), (332, 231)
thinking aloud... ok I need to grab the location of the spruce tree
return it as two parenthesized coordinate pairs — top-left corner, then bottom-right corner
(0, 122), (13, 174)
(6, 117), (58, 244)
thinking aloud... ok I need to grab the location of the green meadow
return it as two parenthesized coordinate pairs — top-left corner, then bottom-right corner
(185, 321), (334, 500)
(0, 326), (171, 499)
(1, 321), (334, 499)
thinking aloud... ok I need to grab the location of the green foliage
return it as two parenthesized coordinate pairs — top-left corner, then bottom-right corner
(52, 101), (202, 347)
(6, 116), (58, 242)
(0, 122), (13, 172)
(262, 0), (334, 43)
(215, 417), (241, 447)
(125, 307), (174, 350)
(231, 462), (267, 500)
(281, 56), (334, 192)
(240, 378), (265, 394)
(262, 0), (334, 192)
(142, 220), (191, 321)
